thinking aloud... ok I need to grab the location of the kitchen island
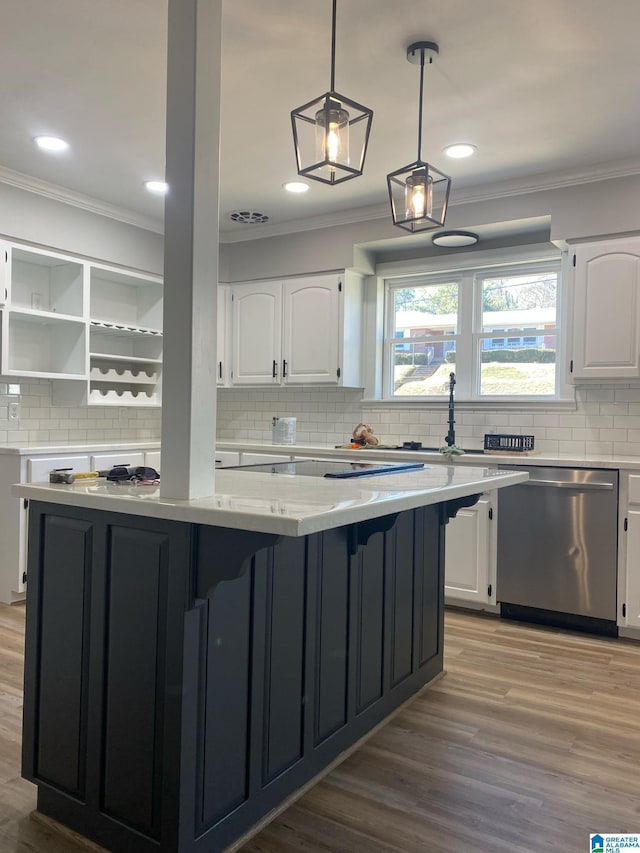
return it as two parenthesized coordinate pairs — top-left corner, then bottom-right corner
(14, 463), (526, 853)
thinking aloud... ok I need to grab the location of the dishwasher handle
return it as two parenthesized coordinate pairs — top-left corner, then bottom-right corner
(522, 478), (615, 490)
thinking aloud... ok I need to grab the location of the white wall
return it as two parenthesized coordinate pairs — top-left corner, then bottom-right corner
(0, 183), (164, 274)
(222, 174), (640, 281)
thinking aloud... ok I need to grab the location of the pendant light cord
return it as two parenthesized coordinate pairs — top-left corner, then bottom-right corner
(417, 48), (425, 162)
(330, 0), (337, 91)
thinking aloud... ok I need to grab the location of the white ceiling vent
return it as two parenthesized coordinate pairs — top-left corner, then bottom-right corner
(229, 210), (269, 224)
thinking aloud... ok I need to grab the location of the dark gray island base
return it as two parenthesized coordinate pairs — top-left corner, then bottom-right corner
(22, 495), (476, 852)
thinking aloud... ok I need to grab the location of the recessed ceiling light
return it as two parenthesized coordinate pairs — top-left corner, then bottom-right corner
(443, 143), (476, 159)
(34, 135), (69, 152)
(283, 181), (310, 194)
(144, 180), (169, 195)
(432, 230), (479, 248)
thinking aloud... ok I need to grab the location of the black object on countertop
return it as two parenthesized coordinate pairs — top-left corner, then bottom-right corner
(232, 459), (426, 478)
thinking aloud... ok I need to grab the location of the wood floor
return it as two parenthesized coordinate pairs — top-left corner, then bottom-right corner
(2, 605), (640, 853)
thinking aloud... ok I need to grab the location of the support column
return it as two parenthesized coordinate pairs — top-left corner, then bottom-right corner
(160, 0), (222, 499)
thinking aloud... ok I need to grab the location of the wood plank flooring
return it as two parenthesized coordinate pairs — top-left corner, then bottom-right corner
(2, 604), (640, 852)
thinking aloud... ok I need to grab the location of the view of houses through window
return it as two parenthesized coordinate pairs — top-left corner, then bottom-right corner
(386, 260), (561, 399)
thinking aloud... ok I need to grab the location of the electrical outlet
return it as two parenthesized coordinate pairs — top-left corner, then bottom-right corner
(8, 403), (20, 421)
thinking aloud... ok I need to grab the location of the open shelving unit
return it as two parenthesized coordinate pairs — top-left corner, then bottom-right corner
(0, 242), (165, 407)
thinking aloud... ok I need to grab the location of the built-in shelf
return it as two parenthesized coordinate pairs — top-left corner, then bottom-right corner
(89, 388), (160, 406)
(90, 367), (158, 384)
(90, 320), (162, 336)
(0, 242), (168, 407)
(2, 310), (86, 377)
(9, 246), (85, 318)
(90, 352), (162, 366)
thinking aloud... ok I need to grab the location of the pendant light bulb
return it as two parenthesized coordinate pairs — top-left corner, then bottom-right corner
(315, 99), (350, 168)
(405, 171), (432, 219)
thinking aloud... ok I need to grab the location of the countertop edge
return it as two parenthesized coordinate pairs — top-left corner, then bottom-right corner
(12, 469), (528, 536)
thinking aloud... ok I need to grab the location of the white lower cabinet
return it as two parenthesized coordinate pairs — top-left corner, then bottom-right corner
(0, 453), (92, 603)
(214, 451), (240, 468)
(621, 473), (640, 629)
(145, 450), (161, 471)
(0, 446), (160, 604)
(445, 494), (496, 606)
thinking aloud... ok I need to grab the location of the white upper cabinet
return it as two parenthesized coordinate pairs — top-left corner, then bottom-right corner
(1, 244), (87, 379)
(0, 240), (163, 402)
(570, 237), (640, 380)
(231, 280), (282, 385)
(282, 276), (340, 384)
(0, 241), (10, 305)
(230, 272), (363, 388)
(217, 285), (231, 386)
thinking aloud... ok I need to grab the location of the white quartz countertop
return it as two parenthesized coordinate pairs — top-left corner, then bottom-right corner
(217, 439), (640, 470)
(12, 464), (527, 537)
(0, 440), (161, 456)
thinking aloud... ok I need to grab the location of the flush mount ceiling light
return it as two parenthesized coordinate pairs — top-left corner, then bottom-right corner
(144, 180), (169, 195)
(290, 0), (373, 185)
(432, 230), (479, 247)
(282, 181), (310, 194)
(443, 142), (476, 159)
(34, 135), (69, 152)
(387, 41), (451, 233)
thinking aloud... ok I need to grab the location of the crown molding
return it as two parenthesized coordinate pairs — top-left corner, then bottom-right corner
(0, 165), (164, 234)
(2, 155), (640, 245)
(220, 156), (640, 243)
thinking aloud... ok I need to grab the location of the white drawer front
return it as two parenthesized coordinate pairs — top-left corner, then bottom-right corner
(629, 474), (640, 504)
(90, 451), (145, 471)
(28, 455), (92, 483)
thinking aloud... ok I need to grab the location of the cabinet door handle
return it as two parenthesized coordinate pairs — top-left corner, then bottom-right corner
(218, 361), (223, 380)
(282, 360), (288, 378)
(272, 359), (277, 378)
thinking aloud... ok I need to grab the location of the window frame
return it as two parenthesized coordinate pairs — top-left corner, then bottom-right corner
(379, 249), (568, 403)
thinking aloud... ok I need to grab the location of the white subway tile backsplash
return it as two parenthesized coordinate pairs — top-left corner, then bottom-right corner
(615, 389), (640, 402)
(7, 379), (640, 458)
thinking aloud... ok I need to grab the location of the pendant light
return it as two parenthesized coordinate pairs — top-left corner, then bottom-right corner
(387, 42), (451, 232)
(291, 0), (373, 185)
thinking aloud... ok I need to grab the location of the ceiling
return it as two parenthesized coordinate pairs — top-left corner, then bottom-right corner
(2, 0), (640, 240)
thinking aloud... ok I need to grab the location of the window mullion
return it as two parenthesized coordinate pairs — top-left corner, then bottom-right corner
(452, 271), (474, 398)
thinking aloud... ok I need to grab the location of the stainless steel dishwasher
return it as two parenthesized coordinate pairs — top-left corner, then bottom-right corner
(497, 465), (619, 634)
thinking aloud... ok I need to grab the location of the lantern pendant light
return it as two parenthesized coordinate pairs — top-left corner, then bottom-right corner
(291, 0), (373, 185)
(387, 41), (451, 232)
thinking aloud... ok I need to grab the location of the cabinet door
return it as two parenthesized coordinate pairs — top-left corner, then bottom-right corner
(625, 509), (640, 628)
(0, 241), (9, 305)
(231, 282), (281, 384)
(445, 496), (494, 604)
(217, 285), (230, 386)
(282, 276), (340, 384)
(571, 239), (640, 380)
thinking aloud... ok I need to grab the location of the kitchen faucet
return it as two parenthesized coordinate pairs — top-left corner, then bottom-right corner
(445, 372), (456, 447)
(440, 372), (464, 458)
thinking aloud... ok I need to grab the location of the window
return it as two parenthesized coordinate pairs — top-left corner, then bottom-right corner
(384, 257), (562, 400)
